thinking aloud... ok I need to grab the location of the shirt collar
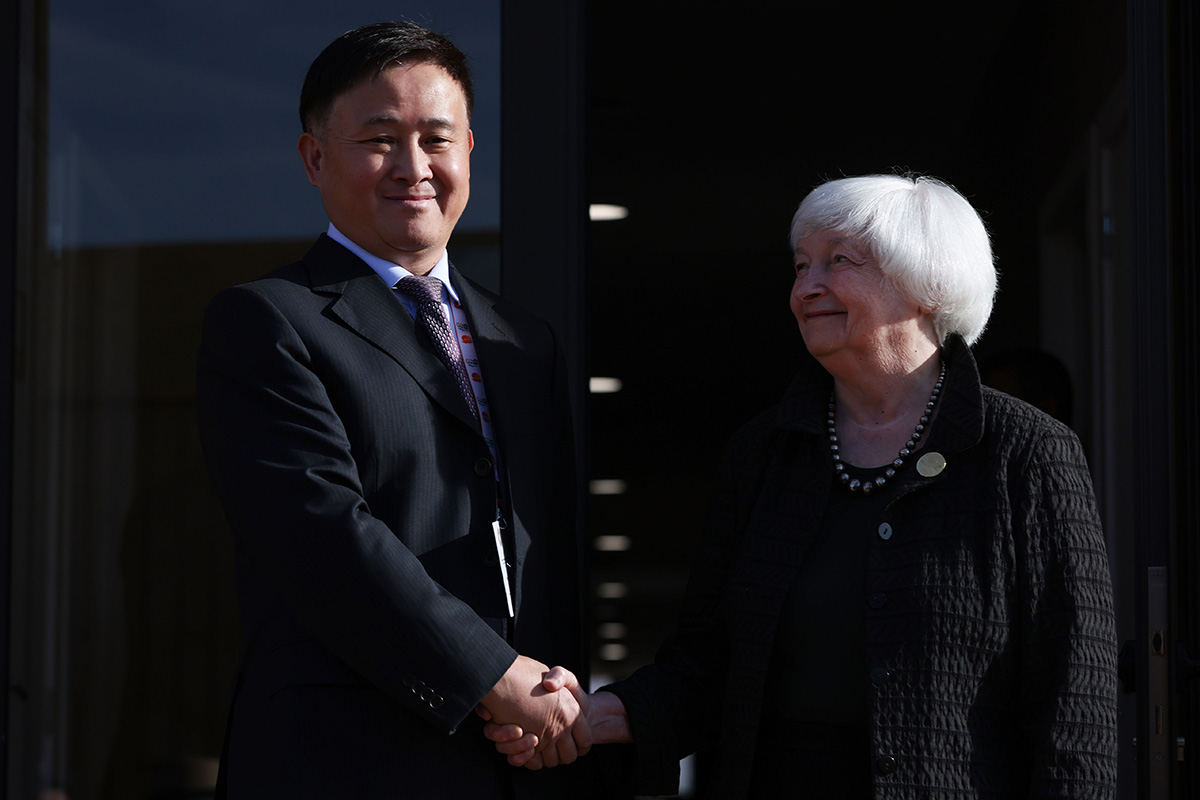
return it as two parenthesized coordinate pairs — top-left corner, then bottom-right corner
(326, 223), (460, 303)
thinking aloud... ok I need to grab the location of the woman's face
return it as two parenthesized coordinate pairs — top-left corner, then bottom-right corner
(790, 230), (931, 368)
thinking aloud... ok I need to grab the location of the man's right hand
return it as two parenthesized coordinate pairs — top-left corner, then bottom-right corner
(478, 656), (592, 767)
(484, 667), (631, 769)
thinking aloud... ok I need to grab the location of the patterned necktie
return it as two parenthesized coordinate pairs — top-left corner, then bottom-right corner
(395, 276), (480, 421)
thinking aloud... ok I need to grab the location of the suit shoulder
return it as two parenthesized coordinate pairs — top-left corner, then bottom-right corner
(211, 232), (342, 304)
(204, 258), (316, 316)
(455, 273), (521, 316)
(455, 270), (501, 305)
(200, 259), (318, 342)
(454, 271), (558, 339)
(223, 260), (310, 297)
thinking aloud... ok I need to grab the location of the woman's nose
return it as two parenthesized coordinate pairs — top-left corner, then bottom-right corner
(793, 266), (825, 301)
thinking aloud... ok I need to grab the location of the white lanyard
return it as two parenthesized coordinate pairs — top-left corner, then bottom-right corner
(447, 297), (514, 617)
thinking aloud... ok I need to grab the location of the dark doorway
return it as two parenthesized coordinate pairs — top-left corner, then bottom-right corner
(582, 2), (1134, 796)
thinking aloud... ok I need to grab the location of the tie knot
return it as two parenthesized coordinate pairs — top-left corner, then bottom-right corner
(395, 275), (443, 305)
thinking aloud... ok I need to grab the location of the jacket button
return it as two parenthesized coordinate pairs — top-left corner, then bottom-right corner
(868, 593), (888, 609)
(870, 667), (891, 685)
(877, 522), (893, 540)
(876, 756), (897, 775)
(481, 548), (499, 566)
(474, 458), (493, 476)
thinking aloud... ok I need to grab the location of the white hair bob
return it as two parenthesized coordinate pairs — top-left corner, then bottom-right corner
(789, 174), (998, 345)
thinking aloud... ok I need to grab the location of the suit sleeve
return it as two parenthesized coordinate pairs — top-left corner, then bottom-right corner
(1014, 424), (1118, 796)
(196, 284), (517, 733)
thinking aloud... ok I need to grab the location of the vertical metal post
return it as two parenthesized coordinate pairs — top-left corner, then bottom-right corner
(1128, 0), (1177, 795)
(1170, 0), (1200, 791)
(499, 0), (589, 671)
(499, 0), (587, 402)
(0, 0), (28, 786)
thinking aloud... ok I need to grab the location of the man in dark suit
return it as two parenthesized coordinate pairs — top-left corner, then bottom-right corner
(197, 21), (590, 798)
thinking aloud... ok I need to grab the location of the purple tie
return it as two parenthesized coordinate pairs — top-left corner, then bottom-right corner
(395, 276), (480, 421)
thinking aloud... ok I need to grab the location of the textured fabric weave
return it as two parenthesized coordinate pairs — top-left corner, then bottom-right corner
(395, 275), (479, 421)
(605, 336), (1117, 800)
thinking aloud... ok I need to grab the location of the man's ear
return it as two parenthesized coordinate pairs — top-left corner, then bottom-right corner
(298, 132), (323, 187)
(468, 129), (474, 153)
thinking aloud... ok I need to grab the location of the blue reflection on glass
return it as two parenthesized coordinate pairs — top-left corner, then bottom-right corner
(47, 2), (500, 249)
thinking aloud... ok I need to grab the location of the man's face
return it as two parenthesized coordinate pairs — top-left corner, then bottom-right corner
(298, 62), (473, 274)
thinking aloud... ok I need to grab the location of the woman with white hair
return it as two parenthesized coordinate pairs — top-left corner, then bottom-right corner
(488, 174), (1118, 799)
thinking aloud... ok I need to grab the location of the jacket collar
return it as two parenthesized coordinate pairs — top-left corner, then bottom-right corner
(774, 334), (985, 455)
(302, 234), (497, 432)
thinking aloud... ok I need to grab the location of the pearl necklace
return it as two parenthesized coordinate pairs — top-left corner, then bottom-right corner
(827, 361), (946, 495)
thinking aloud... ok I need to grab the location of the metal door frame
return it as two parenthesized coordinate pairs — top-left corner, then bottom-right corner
(1129, 0), (1199, 796)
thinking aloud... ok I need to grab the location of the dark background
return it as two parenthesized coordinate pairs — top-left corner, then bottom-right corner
(583, 0), (1127, 679)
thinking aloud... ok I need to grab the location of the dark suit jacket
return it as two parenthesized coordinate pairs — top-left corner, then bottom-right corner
(197, 235), (584, 799)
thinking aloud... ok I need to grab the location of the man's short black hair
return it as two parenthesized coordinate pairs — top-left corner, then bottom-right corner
(299, 21), (474, 134)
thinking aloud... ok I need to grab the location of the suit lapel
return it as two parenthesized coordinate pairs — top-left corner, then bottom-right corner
(304, 236), (480, 431)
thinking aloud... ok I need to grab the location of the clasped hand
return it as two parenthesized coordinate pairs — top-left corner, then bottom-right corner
(477, 655), (592, 768)
(481, 664), (631, 769)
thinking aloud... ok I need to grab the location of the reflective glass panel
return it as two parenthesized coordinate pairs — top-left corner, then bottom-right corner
(11, 4), (498, 797)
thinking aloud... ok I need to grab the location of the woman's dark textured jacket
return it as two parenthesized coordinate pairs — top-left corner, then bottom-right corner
(606, 336), (1117, 799)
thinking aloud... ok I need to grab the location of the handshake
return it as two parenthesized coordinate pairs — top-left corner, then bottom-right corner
(476, 655), (630, 769)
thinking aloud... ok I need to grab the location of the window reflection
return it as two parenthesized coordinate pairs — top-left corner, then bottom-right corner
(15, 4), (499, 798)
(46, 4), (500, 248)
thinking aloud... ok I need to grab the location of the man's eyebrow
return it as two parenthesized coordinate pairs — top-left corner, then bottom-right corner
(362, 114), (456, 129)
